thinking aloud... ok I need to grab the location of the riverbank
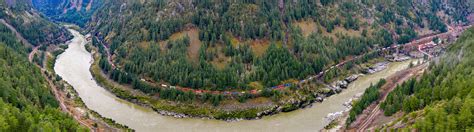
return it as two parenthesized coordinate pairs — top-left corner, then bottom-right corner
(51, 29), (132, 131)
(87, 35), (411, 122)
(55, 29), (415, 131)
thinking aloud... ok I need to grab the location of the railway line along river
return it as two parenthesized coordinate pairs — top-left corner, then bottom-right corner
(55, 29), (414, 132)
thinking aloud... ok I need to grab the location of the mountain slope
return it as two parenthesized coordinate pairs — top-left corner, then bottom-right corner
(86, 0), (472, 91)
(0, 22), (85, 131)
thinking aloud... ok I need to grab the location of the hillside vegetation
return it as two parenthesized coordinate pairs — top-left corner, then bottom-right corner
(0, 23), (85, 131)
(85, 0), (471, 92)
(21, 0), (474, 124)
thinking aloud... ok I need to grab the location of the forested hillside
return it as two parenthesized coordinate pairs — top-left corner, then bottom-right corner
(32, 0), (103, 27)
(84, 0), (472, 92)
(379, 27), (474, 131)
(0, 0), (71, 46)
(0, 23), (85, 131)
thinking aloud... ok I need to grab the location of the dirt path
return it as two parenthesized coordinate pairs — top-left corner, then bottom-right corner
(418, 44), (433, 59)
(353, 63), (428, 131)
(28, 46), (39, 62)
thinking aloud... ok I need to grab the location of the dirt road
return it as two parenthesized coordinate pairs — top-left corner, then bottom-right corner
(28, 46), (39, 62)
(418, 44), (433, 59)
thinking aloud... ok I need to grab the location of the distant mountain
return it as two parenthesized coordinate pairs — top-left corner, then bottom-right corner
(32, 0), (103, 27)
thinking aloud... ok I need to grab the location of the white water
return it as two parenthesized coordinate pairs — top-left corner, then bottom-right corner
(55, 29), (413, 132)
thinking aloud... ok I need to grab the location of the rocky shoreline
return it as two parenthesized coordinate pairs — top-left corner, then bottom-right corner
(324, 93), (362, 124)
(140, 73), (367, 122)
(327, 74), (363, 94)
(365, 61), (389, 74)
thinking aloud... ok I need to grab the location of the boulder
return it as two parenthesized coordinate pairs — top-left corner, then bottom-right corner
(337, 80), (349, 88)
(345, 74), (359, 82)
(331, 86), (342, 93)
(316, 97), (324, 102)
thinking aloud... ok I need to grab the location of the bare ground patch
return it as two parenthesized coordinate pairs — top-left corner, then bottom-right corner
(161, 27), (202, 61)
(295, 20), (318, 37)
(249, 39), (271, 57)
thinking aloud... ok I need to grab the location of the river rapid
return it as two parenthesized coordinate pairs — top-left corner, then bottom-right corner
(55, 29), (414, 132)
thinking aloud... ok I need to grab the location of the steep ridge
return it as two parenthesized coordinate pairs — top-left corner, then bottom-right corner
(0, 0), (71, 46)
(32, 0), (103, 27)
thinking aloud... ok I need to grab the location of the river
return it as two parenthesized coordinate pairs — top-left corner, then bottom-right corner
(55, 29), (414, 132)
